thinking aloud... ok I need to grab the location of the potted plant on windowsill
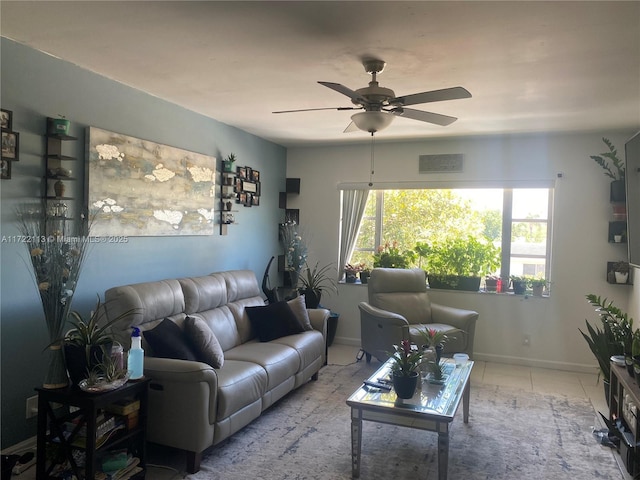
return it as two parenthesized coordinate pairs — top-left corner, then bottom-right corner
(590, 137), (625, 202)
(417, 237), (501, 292)
(344, 263), (364, 283)
(372, 241), (416, 269)
(298, 262), (337, 309)
(528, 277), (547, 297)
(510, 275), (528, 295)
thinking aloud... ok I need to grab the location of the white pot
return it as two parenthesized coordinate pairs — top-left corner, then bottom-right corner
(614, 235), (622, 243)
(615, 271), (629, 284)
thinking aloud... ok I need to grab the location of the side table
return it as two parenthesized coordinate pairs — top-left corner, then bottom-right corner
(35, 379), (149, 479)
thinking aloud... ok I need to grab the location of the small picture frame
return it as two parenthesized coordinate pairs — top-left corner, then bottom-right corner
(234, 177), (242, 193)
(1, 159), (11, 179)
(245, 167), (253, 182)
(244, 193), (253, 207)
(252, 169), (260, 182)
(1, 130), (19, 161)
(252, 195), (260, 206)
(237, 192), (247, 204)
(1, 109), (12, 130)
(242, 181), (257, 193)
(237, 166), (247, 179)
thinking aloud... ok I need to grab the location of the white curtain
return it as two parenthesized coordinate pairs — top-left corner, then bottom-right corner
(338, 189), (370, 280)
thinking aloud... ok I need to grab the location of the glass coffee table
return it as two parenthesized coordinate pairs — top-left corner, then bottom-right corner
(346, 358), (473, 480)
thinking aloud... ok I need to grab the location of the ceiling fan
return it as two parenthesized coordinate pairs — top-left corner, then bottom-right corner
(273, 58), (471, 134)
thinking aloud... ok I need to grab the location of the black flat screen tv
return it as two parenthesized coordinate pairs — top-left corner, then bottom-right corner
(625, 131), (640, 267)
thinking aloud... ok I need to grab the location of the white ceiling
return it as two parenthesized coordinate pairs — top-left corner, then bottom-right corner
(2, 1), (639, 147)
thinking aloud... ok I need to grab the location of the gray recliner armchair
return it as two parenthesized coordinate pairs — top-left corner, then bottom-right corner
(358, 268), (479, 363)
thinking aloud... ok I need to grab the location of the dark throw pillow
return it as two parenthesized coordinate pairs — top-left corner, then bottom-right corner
(246, 301), (305, 342)
(184, 316), (224, 369)
(143, 318), (198, 361)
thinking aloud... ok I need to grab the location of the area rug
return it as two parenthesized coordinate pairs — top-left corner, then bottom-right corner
(184, 362), (622, 480)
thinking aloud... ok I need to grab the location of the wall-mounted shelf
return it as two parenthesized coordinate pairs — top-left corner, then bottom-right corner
(43, 117), (78, 237)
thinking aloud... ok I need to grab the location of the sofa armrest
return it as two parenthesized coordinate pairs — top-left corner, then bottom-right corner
(144, 357), (218, 428)
(308, 308), (329, 339)
(430, 302), (479, 356)
(358, 302), (410, 362)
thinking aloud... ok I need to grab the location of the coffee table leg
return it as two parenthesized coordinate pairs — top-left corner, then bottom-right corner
(351, 409), (362, 478)
(463, 380), (470, 423)
(438, 430), (449, 480)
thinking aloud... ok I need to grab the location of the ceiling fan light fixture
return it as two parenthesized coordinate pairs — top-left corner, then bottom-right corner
(351, 111), (394, 133)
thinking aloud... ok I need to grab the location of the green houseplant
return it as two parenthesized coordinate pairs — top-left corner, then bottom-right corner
(418, 237), (500, 291)
(372, 241), (416, 268)
(510, 275), (528, 295)
(222, 152), (237, 173)
(580, 294), (631, 400)
(590, 137), (625, 201)
(63, 296), (137, 385)
(388, 339), (423, 399)
(298, 262), (337, 309)
(528, 277), (547, 297)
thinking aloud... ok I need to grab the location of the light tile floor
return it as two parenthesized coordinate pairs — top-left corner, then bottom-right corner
(13, 343), (622, 480)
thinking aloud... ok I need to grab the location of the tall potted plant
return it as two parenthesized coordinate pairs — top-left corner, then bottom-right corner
(590, 137), (625, 202)
(298, 262), (337, 309)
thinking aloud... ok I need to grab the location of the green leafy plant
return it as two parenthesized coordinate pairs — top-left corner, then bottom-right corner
(388, 339), (423, 377)
(372, 241), (416, 268)
(590, 137), (625, 181)
(613, 261), (630, 274)
(527, 277), (547, 287)
(419, 327), (462, 348)
(225, 153), (237, 163)
(580, 294), (632, 381)
(298, 262), (337, 298)
(419, 237), (500, 277)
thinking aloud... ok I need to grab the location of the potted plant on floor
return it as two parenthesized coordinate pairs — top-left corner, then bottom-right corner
(590, 137), (625, 202)
(298, 261), (337, 309)
(388, 339), (423, 399)
(580, 294), (630, 402)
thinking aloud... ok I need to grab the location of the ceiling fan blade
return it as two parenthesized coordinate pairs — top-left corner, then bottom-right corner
(318, 81), (368, 104)
(343, 122), (360, 133)
(273, 106), (360, 114)
(391, 107), (458, 126)
(391, 86), (471, 107)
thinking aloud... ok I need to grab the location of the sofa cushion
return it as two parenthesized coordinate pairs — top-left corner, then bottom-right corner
(143, 318), (198, 361)
(270, 330), (324, 372)
(246, 301), (304, 342)
(184, 316), (224, 368)
(225, 342), (300, 391)
(287, 295), (313, 331)
(215, 360), (268, 419)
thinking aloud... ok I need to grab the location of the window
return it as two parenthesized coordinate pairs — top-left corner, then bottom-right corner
(347, 187), (553, 287)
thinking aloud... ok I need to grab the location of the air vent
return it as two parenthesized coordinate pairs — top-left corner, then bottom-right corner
(419, 154), (464, 173)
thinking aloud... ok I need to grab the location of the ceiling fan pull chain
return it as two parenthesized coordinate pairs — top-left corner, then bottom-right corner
(369, 132), (375, 187)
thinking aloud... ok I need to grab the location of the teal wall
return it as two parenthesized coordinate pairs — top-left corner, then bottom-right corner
(0, 38), (287, 447)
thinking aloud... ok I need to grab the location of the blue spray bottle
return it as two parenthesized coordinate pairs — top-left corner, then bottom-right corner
(128, 327), (144, 380)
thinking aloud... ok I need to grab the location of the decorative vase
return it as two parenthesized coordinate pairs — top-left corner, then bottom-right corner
(54, 180), (66, 198)
(393, 371), (419, 399)
(43, 343), (69, 389)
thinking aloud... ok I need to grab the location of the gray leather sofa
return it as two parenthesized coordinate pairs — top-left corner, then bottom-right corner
(104, 270), (328, 473)
(358, 268), (478, 363)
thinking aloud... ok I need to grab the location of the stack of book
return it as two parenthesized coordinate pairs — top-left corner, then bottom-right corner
(105, 398), (141, 430)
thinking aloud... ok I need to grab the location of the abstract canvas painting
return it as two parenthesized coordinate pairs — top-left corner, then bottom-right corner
(87, 127), (215, 236)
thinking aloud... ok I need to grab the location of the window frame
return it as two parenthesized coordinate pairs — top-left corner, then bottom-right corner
(342, 181), (555, 291)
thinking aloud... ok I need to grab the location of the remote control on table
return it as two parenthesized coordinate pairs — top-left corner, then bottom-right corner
(363, 380), (392, 391)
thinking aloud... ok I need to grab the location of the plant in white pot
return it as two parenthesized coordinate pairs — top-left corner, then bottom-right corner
(612, 261), (630, 284)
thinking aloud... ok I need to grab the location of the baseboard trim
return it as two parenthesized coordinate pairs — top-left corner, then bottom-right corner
(331, 338), (599, 374)
(1, 435), (37, 455)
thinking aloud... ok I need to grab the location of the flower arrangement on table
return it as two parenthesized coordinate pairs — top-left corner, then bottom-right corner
(280, 221), (308, 286)
(16, 203), (92, 388)
(372, 241), (416, 269)
(388, 340), (423, 377)
(420, 327), (461, 349)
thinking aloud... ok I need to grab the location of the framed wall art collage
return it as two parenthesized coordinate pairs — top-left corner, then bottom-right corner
(1, 109), (19, 179)
(235, 165), (261, 207)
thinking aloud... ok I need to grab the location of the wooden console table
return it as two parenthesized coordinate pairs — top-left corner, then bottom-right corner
(609, 363), (640, 476)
